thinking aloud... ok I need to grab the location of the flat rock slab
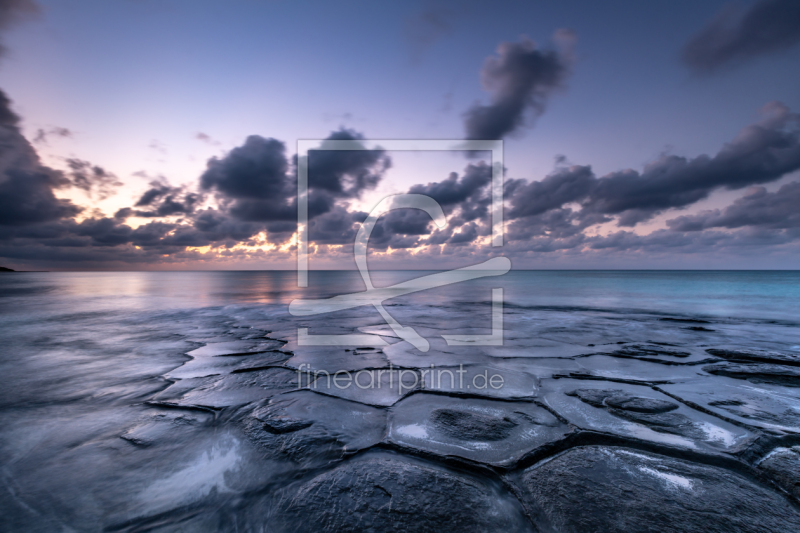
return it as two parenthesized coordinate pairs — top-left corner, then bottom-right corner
(420, 364), (537, 400)
(702, 362), (800, 387)
(542, 379), (752, 452)
(387, 393), (570, 467)
(283, 343), (389, 373)
(382, 339), (499, 368)
(121, 409), (214, 447)
(570, 354), (706, 382)
(161, 367), (301, 408)
(186, 340), (285, 357)
(165, 351), (289, 380)
(242, 390), (386, 467)
(273, 452), (533, 532)
(707, 348), (800, 366)
(757, 446), (800, 499)
(513, 446), (800, 533)
(307, 368), (421, 407)
(660, 378), (800, 433)
(611, 343), (691, 359)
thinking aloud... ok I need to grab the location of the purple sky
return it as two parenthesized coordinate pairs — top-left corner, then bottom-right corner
(1, 0), (800, 270)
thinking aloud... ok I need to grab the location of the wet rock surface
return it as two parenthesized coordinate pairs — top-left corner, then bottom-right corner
(3, 272), (800, 531)
(702, 362), (800, 386)
(513, 446), (800, 533)
(273, 452), (533, 533)
(758, 447), (800, 499)
(387, 393), (570, 467)
(707, 348), (800, 366)
(545, 379), (753, 452)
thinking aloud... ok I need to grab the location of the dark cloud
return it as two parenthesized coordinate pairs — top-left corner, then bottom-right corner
(0, 217), (177, 249)
(65, 158), (123, 200)
(307, 205), (366, 245)
(200, 129), (389, 226)
(305, 129), (390, 198)
(667, 182), (800, 231)
(584, 226), (800, 256)
(505, 102), (800, 227)
(506, 207), (592, 242)
(583, 102), (800, 225)
(128, 179), (201, 217)
(410, 162), (491, 206)
(464, 31), (574, 140)
(185, 209), (262, 244)
(200, 135), (296, 222)
(409, 161), (492, 224)
(506, 164), (594, 219)
(447, 221), (478, 245)
(683, 0), (800, 72)
(0, 89), (81, 226)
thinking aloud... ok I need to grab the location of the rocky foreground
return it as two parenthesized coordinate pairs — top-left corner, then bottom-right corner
(3, 292), (800, 532)
(117, 308), (800, 533)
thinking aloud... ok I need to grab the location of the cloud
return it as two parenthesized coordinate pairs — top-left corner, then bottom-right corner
(33, 126), (72, 144)
(583, 102), (800, 225)
(0, 89), (81, 226)
(682, 0), (800, 72)
(409, 161), (492, 223)
(505, 102), (800, 227)
(305, 128), (390, 198)
(666, 181), (800, 231)
(464, 31), (575, 140)
(200, 135), (296, 222)
(506, 207), (591, 242)
(0, 0), (39, 58)
(199, 129), (389, 226)
(127, 179), (202, 217)
(307, 205), (366, 245)
(195, 132), (220, 146)
(65, 158), (123, 200)
(506, 164), (594, 219)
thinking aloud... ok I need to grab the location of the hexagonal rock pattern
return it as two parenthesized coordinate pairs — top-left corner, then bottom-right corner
(512, 446), (800, 533)
(387, 393), (571, 467)
(242, 390), (386, 465)
(660, 379), (800, 433)
(541, 379), (753, 452)
(757, 446), (800, 499)
(273, 452), (533, 532)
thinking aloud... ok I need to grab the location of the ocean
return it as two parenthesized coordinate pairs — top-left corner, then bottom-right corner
(1, 270), (799, 531)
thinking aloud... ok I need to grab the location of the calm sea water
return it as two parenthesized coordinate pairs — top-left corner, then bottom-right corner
(3, 269), (800, 318)
(1, 270), (799, 530)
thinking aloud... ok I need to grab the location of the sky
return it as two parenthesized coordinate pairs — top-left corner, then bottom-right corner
(0, 0), (799, 270)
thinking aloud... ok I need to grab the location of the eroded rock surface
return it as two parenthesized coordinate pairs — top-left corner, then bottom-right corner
(514, 446), (800, 533)
(273, 452), (533, 532)
(544, 379), (752, 451)
(707, 348), (800, 366)
(242, 390), (386, 466)
(702, 362), (800, 386)
(387, 393), (570, 467)
(758, 446), (800, 499)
